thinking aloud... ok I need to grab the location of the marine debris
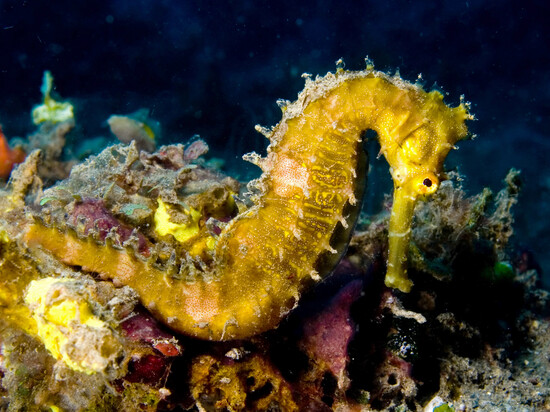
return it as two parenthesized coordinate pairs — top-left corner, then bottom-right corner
(0, 61), (547, 411)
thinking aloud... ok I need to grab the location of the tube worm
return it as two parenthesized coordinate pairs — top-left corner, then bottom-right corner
(24, 64), (470, 340)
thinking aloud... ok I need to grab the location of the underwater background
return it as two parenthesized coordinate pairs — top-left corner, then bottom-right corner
(0, 0), (548, 285)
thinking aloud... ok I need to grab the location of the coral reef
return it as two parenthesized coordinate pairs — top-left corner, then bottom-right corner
(0, 63), (548, 411)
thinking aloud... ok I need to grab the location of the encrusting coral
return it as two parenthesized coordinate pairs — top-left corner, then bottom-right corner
(21, 61), (471, 342)
(24, 276), (125, 376)
(190, 353), (299, 411)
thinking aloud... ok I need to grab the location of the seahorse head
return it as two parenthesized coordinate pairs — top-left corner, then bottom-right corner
(382, 88), (472, 292)
(385, 89), (470, 197)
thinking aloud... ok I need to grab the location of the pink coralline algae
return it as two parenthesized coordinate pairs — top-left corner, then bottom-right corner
(120, 308), (182, 357)
(183, 138), (209, 162)
(300, 279), (363, 388)
(120, 308), (182, 385)
(69, 199), (150, 256)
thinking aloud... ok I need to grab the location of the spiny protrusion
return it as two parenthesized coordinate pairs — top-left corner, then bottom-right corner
(324, 242), (338, 254)
(335, 58), (345, 73)
(205, 217), (226, 234)
(309, 270), (321, 282)
(245, 178), (265, 201)
(301, 72), (313, 88)
(162, 250), (179, 277)
(364, 56), (374, 71)
(254, 124), (273, 139)
(123, 237), (149, 261)
(276, 99), (291, 112)
(104, 229), (124, 250)
(337, 214), (349, 229)
(459, 95), (475, 120)
(291, 226), (302, 240)
(393, 68), (401, 79)
(242, 152), (261, 165)
(242, 152), (266, 171)
(415, 73), (425, 88)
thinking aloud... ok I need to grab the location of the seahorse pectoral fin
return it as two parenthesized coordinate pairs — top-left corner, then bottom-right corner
(384, 184), (417, 292)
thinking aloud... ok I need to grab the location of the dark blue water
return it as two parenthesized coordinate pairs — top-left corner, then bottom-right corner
(1, 0), (549, 281)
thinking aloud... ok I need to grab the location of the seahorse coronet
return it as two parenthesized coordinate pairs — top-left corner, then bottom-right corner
(23, 66), (470, 340)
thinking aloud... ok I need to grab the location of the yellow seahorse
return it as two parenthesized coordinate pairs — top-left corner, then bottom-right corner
(24, 63), (471, 340)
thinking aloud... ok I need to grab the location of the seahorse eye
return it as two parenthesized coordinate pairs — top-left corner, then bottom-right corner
(412, 173), (439, 196)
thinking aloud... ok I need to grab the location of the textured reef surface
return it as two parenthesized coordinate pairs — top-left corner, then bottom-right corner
(0, 65), (548, 412)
